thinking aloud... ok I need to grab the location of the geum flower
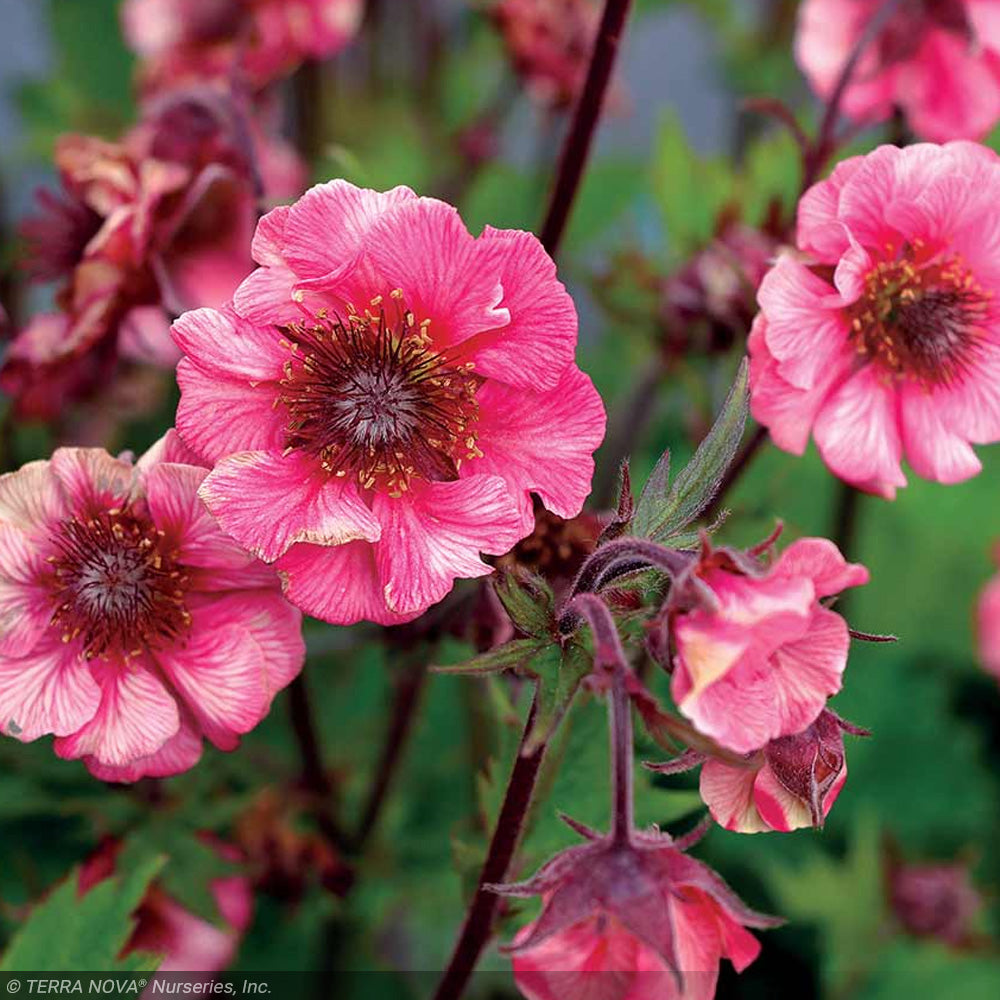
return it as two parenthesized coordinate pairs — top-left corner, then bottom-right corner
(0, 431), (304, 781)
(493, 821), (780, 1000)
(750, 142), (1000, 498)
(171, 180), (606, 625)
(1, 89), (293, 421)
(669, 536), (868, 755)
(796, 0), (1000, 142)
(122, 0), (364, 93)
(648, 709), (869, 834)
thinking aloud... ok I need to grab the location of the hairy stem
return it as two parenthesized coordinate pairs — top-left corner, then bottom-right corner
(609, 669), (634, 845)
(538, 0), (635, 256)
(432, 692), (548, 1000)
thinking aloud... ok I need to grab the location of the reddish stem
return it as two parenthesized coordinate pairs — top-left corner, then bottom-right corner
(609, 668), (634, 845)
(538, 0), (634, 257)
(432, 692), (548, 1000)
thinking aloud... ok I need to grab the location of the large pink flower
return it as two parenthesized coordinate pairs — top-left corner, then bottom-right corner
(977, 546), (1000, 682)
(795, 0), (1000, 142)
(0, 431), (304, 781)
(671, 538), (868, 755)
(171, 180), (606, 625)
(122, 0), (364, 92)
(749, 142), (1000, 498)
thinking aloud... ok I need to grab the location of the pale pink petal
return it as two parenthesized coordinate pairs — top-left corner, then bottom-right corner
(700, 759), (770, 834)
(199, 450), (380, 562)
(53, 658), (180, 767)
(796, 154), (865, 261)
(0, 460), (69, 536)
(251, 205), (291, 266)
(771, 537), (869, 597)
(473, 366), (606, 534)
(119, 305), (181, 367)
(281, 179), (416, 277)
(751, 762), (815, 833)
(360, 197), (510, 349)
(136, 429), (208, 473)
(899, 381), (983, 484)
(231, 264), (300, 326)
(373, 475), (525, 616)
(84, 715), (203, 782)
(462, 227), (577, 391)
(171, 306), (287, 382)
(153, 596), (271, 751)
(813, 365), (907, 498)
(276, 540), (417, 626)
(0, 640), (100, 741)
(757, 255), (853, 390)
(931, 338), (1000, 444)
(0, 523), (52, 658)
(143, 894), (240, 974)
(175, 359), (286, 464)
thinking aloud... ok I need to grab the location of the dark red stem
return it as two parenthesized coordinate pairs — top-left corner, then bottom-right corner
(609, 669), (634, 845)
(432, 692), (548, 1000)
(538, 0), (634, 257)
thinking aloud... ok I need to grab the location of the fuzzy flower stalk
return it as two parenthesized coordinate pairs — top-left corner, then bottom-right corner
(171, 180), (606, 625)
(490, 593), (780, 1000)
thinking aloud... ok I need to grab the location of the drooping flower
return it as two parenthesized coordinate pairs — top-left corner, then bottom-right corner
(79, 836), (253, 972)
(490, 0), (603, 110)
(0, 431), (304, 781)
(122, 0), (364, 93)
(977, 547), (1000, 682)
(696, 709), (867, 833)
(670, 537), (868, 755)
(749, 142), (1000, 498)
(171, 180), (606, 625)
(1, 89), (299, 422)
(796, 0), (1000, 142)
(494, 823), (779, 1000)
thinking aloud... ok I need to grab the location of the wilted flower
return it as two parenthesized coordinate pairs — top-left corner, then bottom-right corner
(172, 180), (606, 625)
(696, 709), (867, 833)
(494, 824), (779, 1000)
(1, 89), (297, 421)
(80, 836), (253, 972)
(796, 0), (1000, 142)
(670, 537), (868, 755)
(0, 431), (304, 781)
(977, 547), (1000, 682)
(122, 0), (364, 93)
(888, 856), (984, 948)
(749, 142), (1000, 498)
(490, 0), (602, 110)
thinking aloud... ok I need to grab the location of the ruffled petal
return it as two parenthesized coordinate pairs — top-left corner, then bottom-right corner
(373, 475), (524, 617)
(899, 381), (983, 485)
(813, 365), (907, 498)
(84, 714), (203, 782)
(118, 305), (181, 367)
(231, 264), (300, 326)
(171, 306), (287, 381)
(700, 759), (770, 834)
(796, 154), (865, 261)
(50, 448), (137, 513)
(0, 460), (69, 537)
(473, 366), (606, 534)
(0, 523), (53, 658)
(199, 450), (381, 562)
(136, 429), (209, 473)
(771, 537), (869, 598)
(251, 204), (291, 266)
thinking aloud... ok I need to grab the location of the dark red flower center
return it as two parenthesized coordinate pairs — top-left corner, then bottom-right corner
(845, 248), (991, 385)
(278, 293), (483, 495)
(48, 507), (190, 659)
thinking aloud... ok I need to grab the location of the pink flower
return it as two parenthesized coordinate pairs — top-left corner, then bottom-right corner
(0, 431), (304, 781)
(80, 837), (253, 972)
(749, 142), (1000, 498)
(977, 547), (1000, 681)
(670, 537), (868, 755)
(491, 0), (603, 110)
(1, 89), (292, 421)
(171, 180), (606, 625)
(795, 0), (1000, 142)
(122, 0), (364, 93)
(698, 710), (866, 833)
(495, 826), (778, 1000)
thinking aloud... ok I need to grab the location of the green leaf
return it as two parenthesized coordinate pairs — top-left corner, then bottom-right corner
(1, 854), (166, 972)
(523, 642), (592, 755)
(431, 638), (548, 676)
(635, 359), (749, 542)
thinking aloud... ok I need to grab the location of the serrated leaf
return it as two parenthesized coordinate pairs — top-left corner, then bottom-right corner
(431, 638), (548, 676)
(1, 854), (166, 972)
(523, 643), (592, 755)
(633, 448), (671, 537)
(638, 359), (749, 542)
(494, 571), (555, 639)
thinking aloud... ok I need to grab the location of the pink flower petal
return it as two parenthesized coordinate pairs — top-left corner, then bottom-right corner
(171, 306), (287, 382)
(119, 305), (181, 367)
(50, 448), (137, 512)
(373, 475), (524, 616)
(251, 204), (291, 266)
(752, 762), (814, 833)
(136, 429), (208, 472)
(0, 523), (53, 658)
(276, 540), (417, 626)
(796, 154), (865, 261)
(771, 537), (869, 598)
(231, 264), (300, 325)
(84, 715), (203, 782)
(462, 227), (577, 391)
(473, 366), (606, 534)
(977, 572), (1000, 680)
(0, 460), (69, 537)
(700, 758), (769, 834)
(899, 381), (983, 484)
(53, 657), (180, 767)
(199, 450), (381, 562)
(0, 639), (101, 741)
(813, 365), (907, 498)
